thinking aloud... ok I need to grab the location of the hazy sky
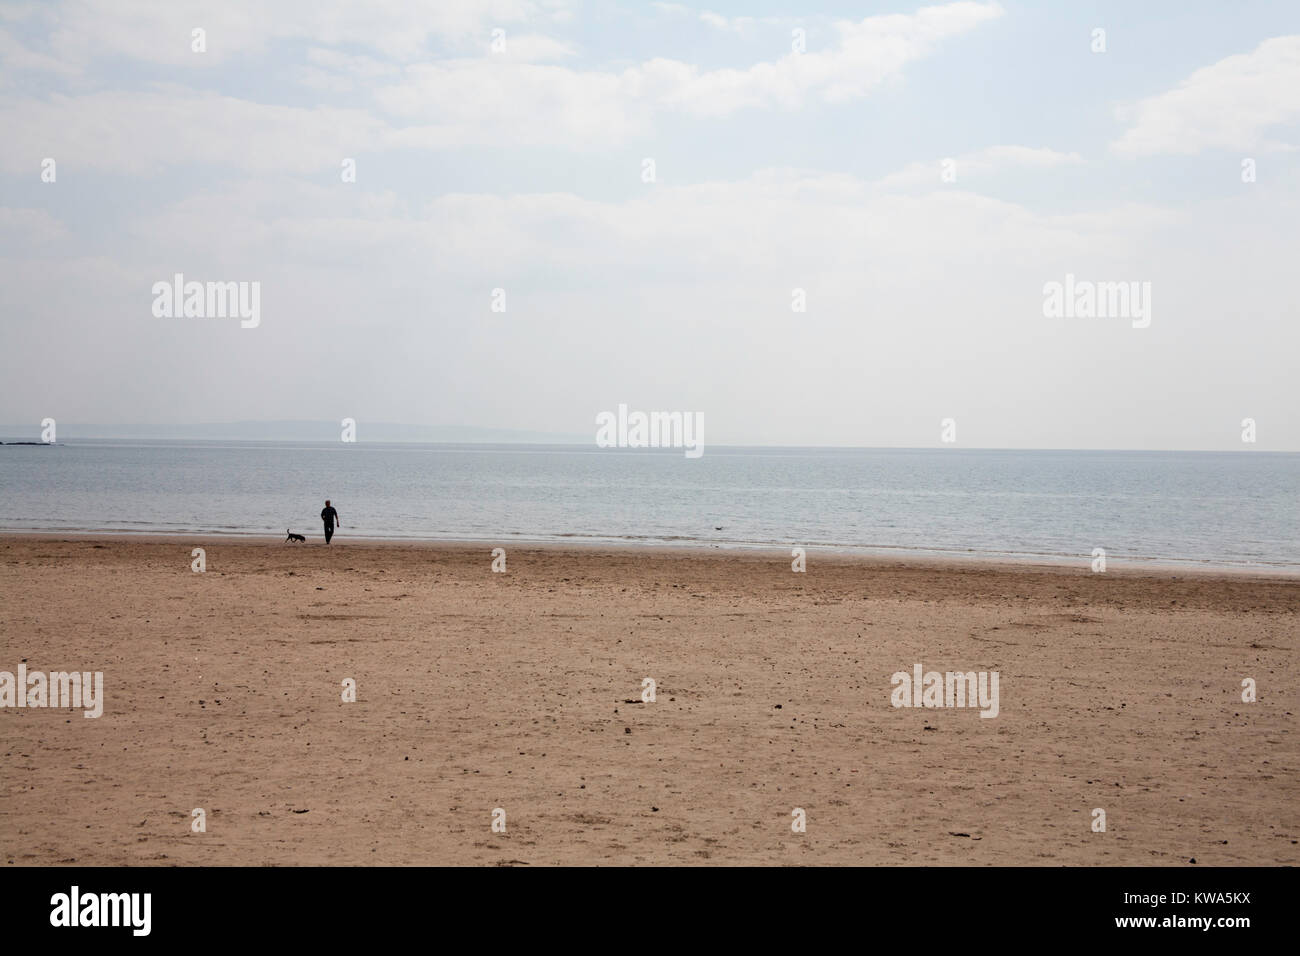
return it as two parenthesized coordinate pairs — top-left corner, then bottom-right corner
(1, 0), (1298, 449)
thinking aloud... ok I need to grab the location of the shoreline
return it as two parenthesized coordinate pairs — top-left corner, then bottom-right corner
(1, 530), (1296, 578)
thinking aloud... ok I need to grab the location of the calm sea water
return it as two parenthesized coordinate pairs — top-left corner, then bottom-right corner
(0, 441), (1296, 570)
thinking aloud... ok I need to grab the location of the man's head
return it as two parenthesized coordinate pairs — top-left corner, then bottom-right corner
(325, 500), (330, 506)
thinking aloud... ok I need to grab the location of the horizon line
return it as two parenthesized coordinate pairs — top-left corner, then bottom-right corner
(3, 436), (1294, 455)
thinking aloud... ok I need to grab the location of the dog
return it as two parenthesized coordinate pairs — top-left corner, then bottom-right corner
(285, 529), (306, 543)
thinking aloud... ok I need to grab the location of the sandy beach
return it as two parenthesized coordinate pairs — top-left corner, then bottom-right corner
(1, 534), (1295, 866)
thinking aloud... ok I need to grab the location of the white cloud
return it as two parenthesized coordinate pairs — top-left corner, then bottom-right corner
(7, 167), (1243, 447)
(0, 89), (390, 175)
(652, 4), (783, 32)
(108, 167), (1169, 289)
(14, 0), (574, 70)
(650, 3), (692, 17)
(0, 207), (67, 244)
(487, 33), (576, 61)
(294, 48), (401, 93)
(375, 60), (644, 146)
(0, 2), (1003, 164)
(875, 145), (1084, 189)
(1111, 35), (1300, 156)
(659, 2), (1004, 114)
(698, 11), (757, 33)
(375, 2), (1004, 142)
(0, 28), (80, 78)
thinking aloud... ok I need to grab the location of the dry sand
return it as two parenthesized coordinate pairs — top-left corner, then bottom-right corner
(0, 534), (1296, 866)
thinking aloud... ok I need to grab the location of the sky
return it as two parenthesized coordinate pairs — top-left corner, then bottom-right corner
(1, 0), (1298, 450)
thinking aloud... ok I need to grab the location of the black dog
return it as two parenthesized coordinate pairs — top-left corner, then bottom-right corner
(285, 529), (306, 543)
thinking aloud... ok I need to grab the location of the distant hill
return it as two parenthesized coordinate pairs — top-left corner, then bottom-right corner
(0, 421), (590, 444)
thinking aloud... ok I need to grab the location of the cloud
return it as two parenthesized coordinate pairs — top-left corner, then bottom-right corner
(375, 2), (1004, 142)
(0, 89), (390, 175)
(651, 3), (785, 33)
(0, 207), (67, 245)
(663, 2), (1004, 113)
(650, 2), (691, 17)
(486, 33), (576, 61)
(106, 167), (1170, 289)
(0, 2), (1003, 165)
(2, 166), (1220, 445)
(0, 28), (80, 78)
(875, 145), (1084, 189)
(9, 0), (575, 71)
(1111, 35), (1300, 156)
(374, 60), (644, 146)
(697, 11), (759, 33)
(293, 48), (401, 93)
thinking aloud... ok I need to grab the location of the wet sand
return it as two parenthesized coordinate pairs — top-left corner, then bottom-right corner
(0, 534), (1296, 865)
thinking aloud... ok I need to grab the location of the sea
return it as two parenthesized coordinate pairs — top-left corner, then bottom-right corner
(0, 440), (1297, 571)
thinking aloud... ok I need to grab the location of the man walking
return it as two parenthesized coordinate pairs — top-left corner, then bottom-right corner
(321, 499), (341, 544)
